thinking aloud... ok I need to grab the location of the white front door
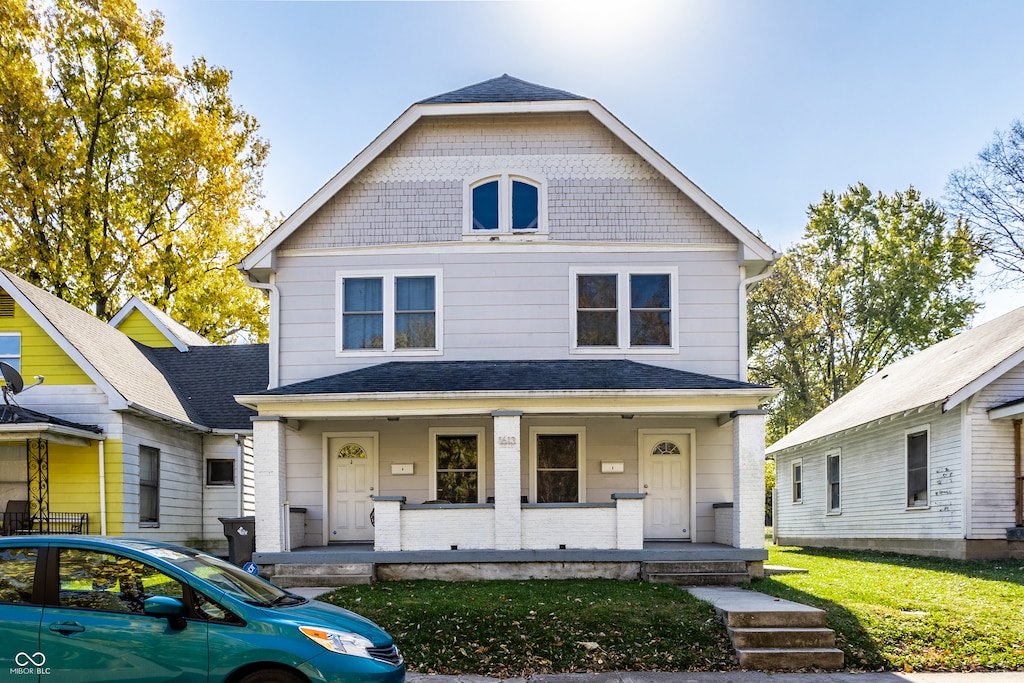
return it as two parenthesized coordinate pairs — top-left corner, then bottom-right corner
(327, 434), (377, 542)
(641, 432), (692, 540)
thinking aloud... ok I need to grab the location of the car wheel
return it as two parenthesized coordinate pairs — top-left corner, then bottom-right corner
(237, 669), (306, 683)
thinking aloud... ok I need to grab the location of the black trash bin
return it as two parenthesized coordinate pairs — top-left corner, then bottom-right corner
(219, 516), (256, 566)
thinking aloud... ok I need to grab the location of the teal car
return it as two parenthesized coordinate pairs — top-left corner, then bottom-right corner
(0, 536), (404, 683)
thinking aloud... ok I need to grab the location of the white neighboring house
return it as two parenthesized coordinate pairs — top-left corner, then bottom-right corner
(237, 75), (780, 579)
(769, 306), (1024, 561)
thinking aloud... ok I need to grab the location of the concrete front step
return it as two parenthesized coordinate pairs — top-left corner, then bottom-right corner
(736, 647), (845, 670)
(688, 586), (844, 671)
(641, 560), (750, 585)
(728, 626), (836, 649)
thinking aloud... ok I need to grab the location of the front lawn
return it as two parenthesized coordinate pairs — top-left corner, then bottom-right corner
(758, 545), (1024, 671)
(317, 547), (1024, 675)
(318, 578), (735, 676)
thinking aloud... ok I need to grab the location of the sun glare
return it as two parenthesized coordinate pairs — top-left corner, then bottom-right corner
(537, 0), (679, 49)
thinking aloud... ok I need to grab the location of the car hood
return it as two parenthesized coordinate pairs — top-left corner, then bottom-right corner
(261, 598), (394, 645)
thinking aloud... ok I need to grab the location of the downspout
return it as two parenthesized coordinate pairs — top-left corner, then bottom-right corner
(98, 440), (107, 536)
(738, 264), (775, 382)
(1015, 419), (1022, 527)
(235, 433), (243, 517)
(242, 270), (280, 389)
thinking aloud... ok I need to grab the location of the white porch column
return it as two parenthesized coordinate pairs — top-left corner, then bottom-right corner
(732, 410), (767, 549)
(492, 410), (523, 550)
(612, 493), (646, 549)
(372, 497), (405, 551)
(253, 416), (287, 553)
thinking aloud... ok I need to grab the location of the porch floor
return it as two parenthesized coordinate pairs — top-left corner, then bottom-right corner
(254, 540), (767, 566)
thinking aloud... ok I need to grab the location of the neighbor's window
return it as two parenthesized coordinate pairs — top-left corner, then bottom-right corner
(206, 459), (235, 487)
(467, 175), (543, 234)
(0, 333), (21, 373)
(907, 429), (929, 507)
(434, 433), (481, 504)
(826, 451), (841, 513)
(339, 272), (440, 354)
(533, 430), (584, 503)
(573, 269), (676, 351)
(139, 445), (160, 525)
(792, 460), (803, 503)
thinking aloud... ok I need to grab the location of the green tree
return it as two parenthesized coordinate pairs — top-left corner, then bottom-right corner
(764, 457), (775, 526)
(947, 118), (1024, 285)
(0, 0), (269, 342)
(749, 183), (981, 443)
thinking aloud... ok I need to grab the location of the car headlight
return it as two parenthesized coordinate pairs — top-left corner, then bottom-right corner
(299, 626), (375, 659)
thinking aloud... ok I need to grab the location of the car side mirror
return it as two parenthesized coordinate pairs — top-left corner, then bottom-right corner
(144, 595), (187, 631)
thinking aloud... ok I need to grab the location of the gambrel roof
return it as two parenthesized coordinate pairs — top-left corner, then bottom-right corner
(768, 305), (1024, 453)
(241, 74), (777, 280)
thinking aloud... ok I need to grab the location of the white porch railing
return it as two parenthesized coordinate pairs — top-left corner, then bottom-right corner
(372, 493), (645, 552)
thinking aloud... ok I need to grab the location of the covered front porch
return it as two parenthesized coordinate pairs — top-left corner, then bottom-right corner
(240, 360), (774, 576)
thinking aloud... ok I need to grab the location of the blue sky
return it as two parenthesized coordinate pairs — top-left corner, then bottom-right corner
(136, 0), (1024, 322)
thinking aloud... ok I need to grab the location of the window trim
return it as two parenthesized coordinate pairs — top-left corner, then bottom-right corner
(463, 173), (548, 238)
(791, 459), (803, 504)
(906, 425), (930, 509)
(428, 428), (486, 504)
(138, 445), (160, 527)
(206, 458), (236, 487)
(336, 269), (443, 357)
(570, 267), (679, 354)
(826, 450), (841, 515)
(0, 332), (21, 374)
(529, 426), (586, 504)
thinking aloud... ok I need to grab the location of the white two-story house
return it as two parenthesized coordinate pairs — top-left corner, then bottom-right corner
(238, 75), (778, 582)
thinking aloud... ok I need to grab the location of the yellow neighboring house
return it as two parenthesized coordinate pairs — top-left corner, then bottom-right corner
(0, 269), (267, 552)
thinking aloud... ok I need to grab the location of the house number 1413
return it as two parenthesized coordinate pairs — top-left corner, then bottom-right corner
(498, 436), (517, 446)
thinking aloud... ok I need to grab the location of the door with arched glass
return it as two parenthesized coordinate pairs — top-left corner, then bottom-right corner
(326, 433), (378, 543)
(640, 432), (693, 540)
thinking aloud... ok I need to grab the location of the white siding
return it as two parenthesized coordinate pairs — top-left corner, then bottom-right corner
(120, 414), (205, 545)
(274, 247), (741, 384)
(967, 360), (1024, 538)
(775, 404), (965, 541)
(201, 435), (246, 552)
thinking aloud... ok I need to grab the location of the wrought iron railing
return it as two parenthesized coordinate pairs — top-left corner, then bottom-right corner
(1, 511), (88, 535)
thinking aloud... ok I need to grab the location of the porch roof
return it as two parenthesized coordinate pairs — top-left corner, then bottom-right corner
(254, 360), (769, 396)
(0, 403), (104, 445)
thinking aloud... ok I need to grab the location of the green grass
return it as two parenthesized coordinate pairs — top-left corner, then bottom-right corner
(318, 547), (1024, 675)
(758, 545), (1024, 671)
(318, 578), (735, 676)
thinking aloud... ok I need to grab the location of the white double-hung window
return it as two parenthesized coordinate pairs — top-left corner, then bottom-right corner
(338, 270), (442, 355)
(571, 267), (677, 352)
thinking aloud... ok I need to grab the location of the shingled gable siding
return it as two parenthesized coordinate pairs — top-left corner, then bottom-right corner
(775, 404), (965, 547)
(279, 114), (735, 251)
(969, 361), (1024, 539)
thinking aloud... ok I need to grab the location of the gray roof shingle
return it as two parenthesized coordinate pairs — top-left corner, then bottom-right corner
(256, 360), (765, 396)
(419, 74), (586, 104)
(140, 344), (268, 430)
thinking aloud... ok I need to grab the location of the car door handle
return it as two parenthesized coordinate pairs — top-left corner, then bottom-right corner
(49, 622), (85, 634)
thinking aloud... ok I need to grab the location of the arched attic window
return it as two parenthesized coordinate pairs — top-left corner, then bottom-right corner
(466, 174), (545, 236)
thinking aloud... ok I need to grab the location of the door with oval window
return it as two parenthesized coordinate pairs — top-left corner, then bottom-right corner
(640, 432), (692, 540)
(327, 434), (378, 543)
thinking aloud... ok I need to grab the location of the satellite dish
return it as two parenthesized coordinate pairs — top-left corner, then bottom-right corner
(0, 361), (24, 395)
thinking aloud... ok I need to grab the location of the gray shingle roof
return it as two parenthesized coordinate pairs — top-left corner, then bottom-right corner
(257, 360), (766, 396)
(768, 305), (1024, 453)
(139, 344), (268, 430)
(2, 269), (192, 423)
(419, 74), (586, 104)
(0, 403), (103, 433)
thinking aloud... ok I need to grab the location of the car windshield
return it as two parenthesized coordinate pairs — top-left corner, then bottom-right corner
(144, 546), (302, 606)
